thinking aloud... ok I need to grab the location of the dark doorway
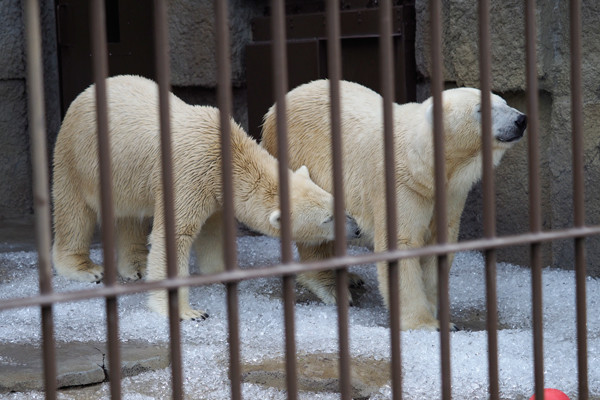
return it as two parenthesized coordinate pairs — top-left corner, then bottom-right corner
(55, 0), (156, 115)
(245, 2), (416, 140)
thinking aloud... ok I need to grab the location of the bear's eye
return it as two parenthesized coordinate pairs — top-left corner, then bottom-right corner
(322, 216), (333, 224)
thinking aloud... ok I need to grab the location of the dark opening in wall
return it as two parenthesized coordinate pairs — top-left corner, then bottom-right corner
(105, 0), (120, 43)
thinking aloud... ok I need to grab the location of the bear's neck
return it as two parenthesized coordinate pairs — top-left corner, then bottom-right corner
(229, 127), (281, 237)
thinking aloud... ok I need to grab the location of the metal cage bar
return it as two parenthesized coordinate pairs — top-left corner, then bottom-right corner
(379, 1), (402, 399)
(325, 1), (352, 398)
(524, 1), (545, 399)
(23, 0), (57, 398)
(569, 0), (589, 398)
(429, 0), (452, 398)
(477, 1), (500, 399)
(152, 0), (184, 398)
(214, 1), (242, 399)
(270, 0), (298, 398)
(3, 225), (600, 312)
(2, 223), (600, 313)
(89, 0), (122, 398)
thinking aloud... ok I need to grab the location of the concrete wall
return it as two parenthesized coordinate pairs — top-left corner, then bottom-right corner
(0, 0), (61, 220)
(415, 0), (600, 275)
(168, 0), (268, 128)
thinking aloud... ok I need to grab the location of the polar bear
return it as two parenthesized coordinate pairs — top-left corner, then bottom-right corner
(52, 75), (360, 320)
(261, 80), (526, 330)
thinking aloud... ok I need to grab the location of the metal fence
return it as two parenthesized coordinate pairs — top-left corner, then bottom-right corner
(8, 0), (593, 399)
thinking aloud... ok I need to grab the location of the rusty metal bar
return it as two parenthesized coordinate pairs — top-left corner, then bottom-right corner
(23, 0), (57, 398)
(89, 0), (122, 398)
(271, 0), (292, 264)
(568, 0), (589, 398)
(153, 0), (184, 398)
(429, 0), (451, 398)
(270, 0), (298, 398)
(325, 1), (351, 398)
(282, 275), (298, 398)
(524, 1), (544, 398)
(478, 1), (500, 399)
(379, 1), (402, 399)
(214, 1), (241, 399)
(3, 225), (600, 312)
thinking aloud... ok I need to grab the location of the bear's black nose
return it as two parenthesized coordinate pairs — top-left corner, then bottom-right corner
(515, 114), (527, 133)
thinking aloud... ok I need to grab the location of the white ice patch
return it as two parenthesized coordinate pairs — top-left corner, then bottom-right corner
(0, 237), (598, 399)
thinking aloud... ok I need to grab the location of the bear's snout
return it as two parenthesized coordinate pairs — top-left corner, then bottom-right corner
(345, 214), (362, 239)
(496, 112), (527, 143)
(515, 114), (527, 135)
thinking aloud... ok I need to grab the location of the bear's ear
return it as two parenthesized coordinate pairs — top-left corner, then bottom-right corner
(269, 210), (281, 229)
(295, 165), (311, 179)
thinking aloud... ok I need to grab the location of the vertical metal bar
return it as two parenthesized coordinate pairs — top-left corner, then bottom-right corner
(282, 274), (297, 398)
(478, 1), (499, 399)
(23, 1), (57, 398)
(379, 1), (402, 399)
(325, 1), (351, 398)
(568, 1), (588, 398)
(271, 0), (292, 264)
(270, 0), (298, 398)
(89, 1), (121, 398)
(429, 1), (451, 399)
(214, 2), (241, 399)
(153, 1), (184, 398)
(525, 1), (544, 398)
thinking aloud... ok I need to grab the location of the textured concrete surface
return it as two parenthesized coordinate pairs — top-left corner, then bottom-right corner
(168, 0), (268, 87)
(0, 341), (169, 393)
(0, 0), (60, 220)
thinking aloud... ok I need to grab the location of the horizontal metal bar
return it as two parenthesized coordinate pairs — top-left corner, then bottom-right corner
(1, 225), (599, 312)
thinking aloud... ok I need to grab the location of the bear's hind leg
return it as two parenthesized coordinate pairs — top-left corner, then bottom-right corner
(52, 200), (103, 282)
(116, 217), (151, 281)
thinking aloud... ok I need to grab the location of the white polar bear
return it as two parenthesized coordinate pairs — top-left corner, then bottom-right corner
(52, 75), (359, 320)
(261, 80), (526, 331)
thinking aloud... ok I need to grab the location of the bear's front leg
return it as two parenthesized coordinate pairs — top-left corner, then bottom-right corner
(421, 254), (439, 316)
(193, 211), (225, 275)
(296, 241), (364, 305)
(377, 257), (443, 331)
(421, 254), (458, 331)
(146, 225), (208, 320)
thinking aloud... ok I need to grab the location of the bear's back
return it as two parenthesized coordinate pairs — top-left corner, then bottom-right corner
(54, 75), (221, 216)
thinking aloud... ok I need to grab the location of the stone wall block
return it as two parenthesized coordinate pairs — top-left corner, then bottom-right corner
(168, 0), (267, 88)
(0, 81), (32, 218)
(0, 0), (25, 80)
(415, 0), (543, 92)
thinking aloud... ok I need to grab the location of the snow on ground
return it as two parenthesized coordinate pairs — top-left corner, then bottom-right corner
(0, 235), (599, 399)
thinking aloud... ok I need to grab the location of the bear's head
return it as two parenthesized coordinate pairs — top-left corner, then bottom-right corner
(421, 87), (526, 185)
(268, 166), (360, 244)
(425, 88), (526, 157)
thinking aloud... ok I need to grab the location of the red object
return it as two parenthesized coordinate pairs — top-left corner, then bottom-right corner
(529, 388), (570, 400)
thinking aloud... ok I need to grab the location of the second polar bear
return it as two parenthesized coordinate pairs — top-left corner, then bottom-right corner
(52, 75), (359, 320)
(261, 80), (526, 331)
